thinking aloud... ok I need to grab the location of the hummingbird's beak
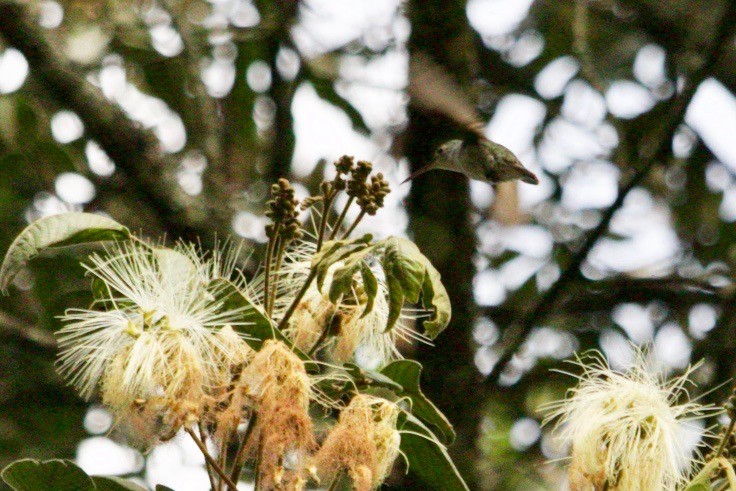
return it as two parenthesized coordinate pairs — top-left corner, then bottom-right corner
(401, 163), (434, 184)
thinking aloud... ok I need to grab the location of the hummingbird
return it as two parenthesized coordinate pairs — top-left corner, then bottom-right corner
(404, 52), (539, 187)
(401, 138), (539, 185)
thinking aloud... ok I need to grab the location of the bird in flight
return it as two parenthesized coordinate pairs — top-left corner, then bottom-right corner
(405, 52), (539, 186)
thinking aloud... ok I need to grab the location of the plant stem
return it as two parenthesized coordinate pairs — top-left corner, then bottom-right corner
(308, 308), (338, 357)
(328, 469), (347, 491)
(230, 412), (259, 484)
(341, 209), (366, 239)
(185, 427), (239, 491)
(198, 423), (218, 491)
(218, 442), (227, 491)
(329, 196), (354, 240)
(253, 442), (264, 491)
(276, 268), (318, 332)
(263, 226), (280, 317)
(316, 191), (336, 251)
(717, 412), (736, 459)
(268, 238), (287, 315)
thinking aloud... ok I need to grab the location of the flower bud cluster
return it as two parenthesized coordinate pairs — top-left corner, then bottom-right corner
(344, 160), (390, 216)
(266, 178), (302, 241)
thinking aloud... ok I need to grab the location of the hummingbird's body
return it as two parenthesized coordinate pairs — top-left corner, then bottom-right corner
(402, 139), (539, 185)
(405, 52), (539, 186)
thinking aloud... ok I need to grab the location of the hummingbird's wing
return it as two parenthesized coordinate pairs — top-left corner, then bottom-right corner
(408, 52), (486, 141)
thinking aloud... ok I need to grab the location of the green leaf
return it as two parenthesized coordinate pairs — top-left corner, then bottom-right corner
(91, 476), (147, 491)
(343, 363), (404, 392)
(207, 278), (276, 350)
(319, 362), (404, 402)
(2, 459), (94, 491)
(381, 360), (455, 445)
(359, 262), (378, 317)
(328, 248), (377, 317)
(314, 236), (451, 336)
(379, 237), (451, 337)
(327, 250), (369, 303)
(400, 417), (469, 491)
(421, 263), (451, 339)
(208, 278), (313, 367)
(382, 237), (426, 304)
(682, 459), (721, 491)
(312, 235), (373, 292)
(385, 274), (404, 331)
(0, 213), (130, 292)
(155, 486), (176, 491)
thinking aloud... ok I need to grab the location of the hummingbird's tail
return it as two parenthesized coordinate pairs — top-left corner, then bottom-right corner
(401, 164), (434, 184)
(519, 167), (539, 185)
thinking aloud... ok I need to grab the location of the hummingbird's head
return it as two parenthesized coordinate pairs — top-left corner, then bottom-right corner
(432, 140), (463, 165)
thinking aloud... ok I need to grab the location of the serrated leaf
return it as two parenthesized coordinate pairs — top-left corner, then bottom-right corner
(381, 360), (455, 444)
(2, 459), (94, 491)
(91, 476), (147, 491)
(400, 417), (469, 491)
(1, 213), (129, 292)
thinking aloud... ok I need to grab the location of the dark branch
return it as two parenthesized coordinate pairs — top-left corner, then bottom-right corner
(481, 277), (724, 322)
(0, 310), (56, 352)
(0, 1), (210, 240)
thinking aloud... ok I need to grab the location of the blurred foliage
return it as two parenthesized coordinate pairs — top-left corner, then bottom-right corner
(1, 0), (736, 489)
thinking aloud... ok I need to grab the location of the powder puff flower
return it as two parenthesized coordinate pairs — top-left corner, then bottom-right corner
(543, 350), (714, 491)
(241, 340), (317, 489)
(315, 394), (401, 490)
(56, 241), (254, 442)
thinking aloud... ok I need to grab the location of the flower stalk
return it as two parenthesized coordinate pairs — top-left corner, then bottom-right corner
(185, 427), (239, 491)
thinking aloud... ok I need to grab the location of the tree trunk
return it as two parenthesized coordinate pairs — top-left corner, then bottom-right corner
(404, 1), (483, 488)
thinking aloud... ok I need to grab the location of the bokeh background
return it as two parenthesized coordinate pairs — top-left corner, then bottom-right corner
(1, 0), (736, 489)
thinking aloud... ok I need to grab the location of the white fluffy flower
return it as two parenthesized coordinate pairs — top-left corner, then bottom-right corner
(57, 241), (252, 404)
(543, 350), (713, 491)
(276, 241), (430, 369)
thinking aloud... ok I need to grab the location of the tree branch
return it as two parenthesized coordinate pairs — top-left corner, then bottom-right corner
(487, 1), (736, 382)
(0, 1), (211, 240)
(480, 277), (726, 323)
(0, 310), (56, 352)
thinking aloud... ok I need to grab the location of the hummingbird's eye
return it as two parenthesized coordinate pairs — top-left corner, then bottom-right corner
(437, 147), (445, 154)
